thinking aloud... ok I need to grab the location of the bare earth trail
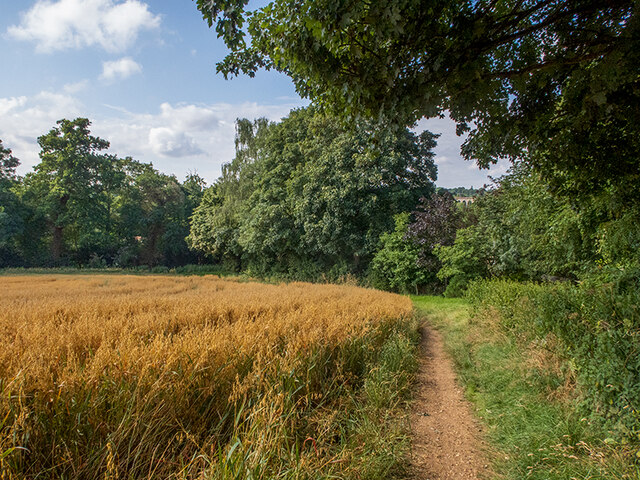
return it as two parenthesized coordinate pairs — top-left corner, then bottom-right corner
(409, 322), (490, 480)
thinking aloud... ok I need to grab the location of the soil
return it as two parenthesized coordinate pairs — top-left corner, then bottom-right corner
(409, 323), (490, 480)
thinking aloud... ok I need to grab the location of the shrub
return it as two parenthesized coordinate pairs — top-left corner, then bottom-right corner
(369, 213), (432, 294)
(467, 275), (640, 441)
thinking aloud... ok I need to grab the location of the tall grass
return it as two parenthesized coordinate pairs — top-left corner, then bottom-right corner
(0, 275), (416, 479)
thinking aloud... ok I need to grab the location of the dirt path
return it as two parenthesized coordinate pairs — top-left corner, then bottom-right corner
(409, 322), (489, 480)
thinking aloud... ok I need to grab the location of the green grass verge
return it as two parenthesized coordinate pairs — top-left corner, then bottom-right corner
(411, 295), (640, 480)
(0, 264), (233, 276)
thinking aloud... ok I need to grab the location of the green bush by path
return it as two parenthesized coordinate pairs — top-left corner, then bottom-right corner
(467, 277), (640, 442)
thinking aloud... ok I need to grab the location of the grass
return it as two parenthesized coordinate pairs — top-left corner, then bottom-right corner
(0, 264), (232, 276)
(412, 295), (640, 480)
(0, 275), (419, 479)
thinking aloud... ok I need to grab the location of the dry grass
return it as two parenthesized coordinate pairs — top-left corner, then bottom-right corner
(0, 275), (415, 479)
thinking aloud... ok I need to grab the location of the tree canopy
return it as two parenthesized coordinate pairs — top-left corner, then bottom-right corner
(0, 120), (206, 268)
(195, 0), (638, 195)
(188, 107), (437, 278)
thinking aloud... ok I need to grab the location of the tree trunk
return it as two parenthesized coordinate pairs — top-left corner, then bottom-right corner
(52, 226), (64, 262)
(52, 194), (69, 263)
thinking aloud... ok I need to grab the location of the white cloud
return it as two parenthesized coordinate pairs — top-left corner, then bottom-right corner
(0, 91), (304, 182)
(0, 91), (83, 170)
(0, 97), (28, 117)
(148, 127), (203, 157)
(95, 101), (301, 179)
(0, 92), (510, 187)
(7, 0), (161, 53)
(63, 80), (90, 93)
(101, 57), (142, 81)
(415, 115), (510, 188)
(0, 92), (510, 188)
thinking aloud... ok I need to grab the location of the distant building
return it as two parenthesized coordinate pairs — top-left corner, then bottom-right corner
(454, 196), (475, 206)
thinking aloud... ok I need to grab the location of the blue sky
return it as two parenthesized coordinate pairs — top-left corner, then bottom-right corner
(1, 0), (507, 188)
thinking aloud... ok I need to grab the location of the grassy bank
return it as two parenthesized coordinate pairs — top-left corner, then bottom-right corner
(412, 295), (639, 480)
(1, 275), (418, 479)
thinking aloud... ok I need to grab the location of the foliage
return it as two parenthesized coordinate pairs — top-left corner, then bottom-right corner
(27, 118), (113, 262)
(0, 141), (19, 181)
(0, 121), (206, 268)
(435, 227), (489, 297)
(369, 213), (427, 294)
(0, 274), (416, 479)
(595, 206), (640, 269)
(408, 190), (465, 270)
(435, 167), (594, 294)
(114, 162), (202, 267)
(466, 277), (640, 443)
(369, 192), (470, 294)
(195, 0), (638, 197)
(440, 186), (481, 198)
(188, 108), (437, 280)
(0, 141), (25, 266)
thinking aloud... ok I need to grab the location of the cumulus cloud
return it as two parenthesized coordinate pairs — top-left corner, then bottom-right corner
(0, 91), (83, 170)
(63, 80), (90, 93)
(0, 90), (509, 187)
(7, 0), (161, 53)
(0, 90), (304, 181)
(96, 101), (300, 179)
(0, 97), (29, 117)
(101, 57), (142, 81)
(148, 128), (203, 157)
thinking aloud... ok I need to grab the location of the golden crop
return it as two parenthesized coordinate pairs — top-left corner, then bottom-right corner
(0, 275), (413, 479)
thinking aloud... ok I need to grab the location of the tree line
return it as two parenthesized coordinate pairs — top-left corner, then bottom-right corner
(0, 111), (444, 278)
(188, 0), (638, 292)
(3, 107), (637, 297)
(0, 118), (204, 268)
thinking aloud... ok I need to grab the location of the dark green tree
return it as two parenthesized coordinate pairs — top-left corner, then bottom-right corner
(114, 162), (187, 267)
(28, 118), (112, 263)
(195, 0), (638, 197)
(188, 108), (437, 278)
(369, 213), (427, 294)
(0, 141), (26, 266)
(435, 166), (592, 294)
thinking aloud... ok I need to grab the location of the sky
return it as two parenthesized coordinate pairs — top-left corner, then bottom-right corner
(0, 0), (508, 188)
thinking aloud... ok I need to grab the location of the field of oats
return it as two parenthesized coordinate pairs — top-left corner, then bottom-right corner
(0, 275), (417, 479)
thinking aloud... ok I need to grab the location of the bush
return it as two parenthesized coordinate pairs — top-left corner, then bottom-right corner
(467, 275), (640, 441)
(369, 213), (433, 293)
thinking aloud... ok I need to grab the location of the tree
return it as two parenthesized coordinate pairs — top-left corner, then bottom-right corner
(114, 162), (191, 267)
(0, 141), (25, 266)
(369, 213), (427, 294)
(435, 166), (593, 295)
(29, 119), (112, 262)
(195, 0), (638, 196)
(408, 191), (465, 272)
(188, 108), (437, 278)
(0, 141), (19, 181)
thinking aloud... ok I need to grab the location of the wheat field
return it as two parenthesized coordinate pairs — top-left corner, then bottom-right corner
(0, 275), (415, 479)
